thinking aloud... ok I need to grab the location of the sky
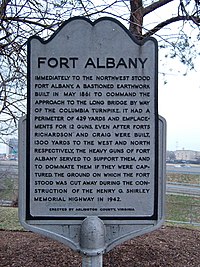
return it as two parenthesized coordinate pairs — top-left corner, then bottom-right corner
(147, 0), (200, 152)
(1, 56), (199, 154)
(158, 66), (200, 151)
(1, 70), (199, 153)
(0, 1), (199, 153)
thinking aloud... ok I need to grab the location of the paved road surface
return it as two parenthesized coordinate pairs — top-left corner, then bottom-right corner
(166, 182), (200, 196)
(0, 161), (199, 196)
(166, 164), (200, 175)
(0, 160), (18, 176)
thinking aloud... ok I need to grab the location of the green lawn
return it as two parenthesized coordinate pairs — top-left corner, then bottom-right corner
(166, 172), (200, 184)
(0, 169), (200, 230)
(0, 207), (23, 231)
(0, 194), (200, 231)
(166, 194), (200, 225)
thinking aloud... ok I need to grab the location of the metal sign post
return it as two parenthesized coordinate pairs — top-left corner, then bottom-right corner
(19, 17), (166, 265)
(80, 216), (105, 267)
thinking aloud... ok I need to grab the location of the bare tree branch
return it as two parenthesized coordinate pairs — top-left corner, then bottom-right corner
(0, 0), (200, 140)
(143, 0), (174, 16)
(143, 15), (200, 38)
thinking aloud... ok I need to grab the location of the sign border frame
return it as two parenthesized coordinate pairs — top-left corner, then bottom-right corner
(26, 16), (159, 222)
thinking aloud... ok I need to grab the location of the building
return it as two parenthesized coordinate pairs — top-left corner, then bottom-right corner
(175, 149), (200, 162)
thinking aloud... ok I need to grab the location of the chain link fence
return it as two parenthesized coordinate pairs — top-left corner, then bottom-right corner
(0, 161), (18, 206)
(165, 194), (200, 226)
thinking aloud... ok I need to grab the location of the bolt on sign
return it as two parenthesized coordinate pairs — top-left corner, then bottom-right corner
(19, 17), (166, 253)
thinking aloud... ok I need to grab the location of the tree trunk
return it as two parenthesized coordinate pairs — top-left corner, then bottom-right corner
(129, 0), (144, 39)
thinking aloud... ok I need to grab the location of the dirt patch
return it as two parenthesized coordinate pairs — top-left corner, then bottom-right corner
(0, 226), (200, 267)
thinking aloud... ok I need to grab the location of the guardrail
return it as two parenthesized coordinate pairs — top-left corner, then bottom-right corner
(166, 182), (200, 197)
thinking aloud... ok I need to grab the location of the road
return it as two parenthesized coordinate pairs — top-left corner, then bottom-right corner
(166, 182), (200, 197)
(0, 161), (199, 196)
(166, 164), (200, 196)
(166, 164), (200, 175)
(0, 160), (18, 176)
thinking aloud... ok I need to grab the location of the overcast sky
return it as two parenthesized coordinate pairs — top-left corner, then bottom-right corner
(148, 0), (200, 152)
(0, 1), (199, 153)
(1, 57), (199, 154)
(159, 64), (200, 151)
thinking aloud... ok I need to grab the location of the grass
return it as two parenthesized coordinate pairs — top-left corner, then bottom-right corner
(166, 194), (200, 225)
(166, 170), (200, 225)
(0, 207), (23, 231)
(166, 172), (200, 184)
(0, 194), (200, 231)
(0, 177), (18, 201)
(0, 171), (199, 231)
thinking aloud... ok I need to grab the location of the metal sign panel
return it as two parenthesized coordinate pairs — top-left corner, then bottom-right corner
(26, 17), (159, 221)
(19, 17), (166, 253)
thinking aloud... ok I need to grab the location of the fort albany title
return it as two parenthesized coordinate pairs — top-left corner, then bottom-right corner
(37, 57), (148, 69)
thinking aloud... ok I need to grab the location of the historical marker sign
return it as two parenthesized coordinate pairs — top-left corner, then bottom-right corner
(19, 17), (166, 254)
(26, 17), (160, 221)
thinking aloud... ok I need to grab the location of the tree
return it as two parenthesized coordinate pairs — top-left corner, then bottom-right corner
(130, 0), (200, 37)
(0, 0), (199, 140)
(166, 150), (176, 161)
